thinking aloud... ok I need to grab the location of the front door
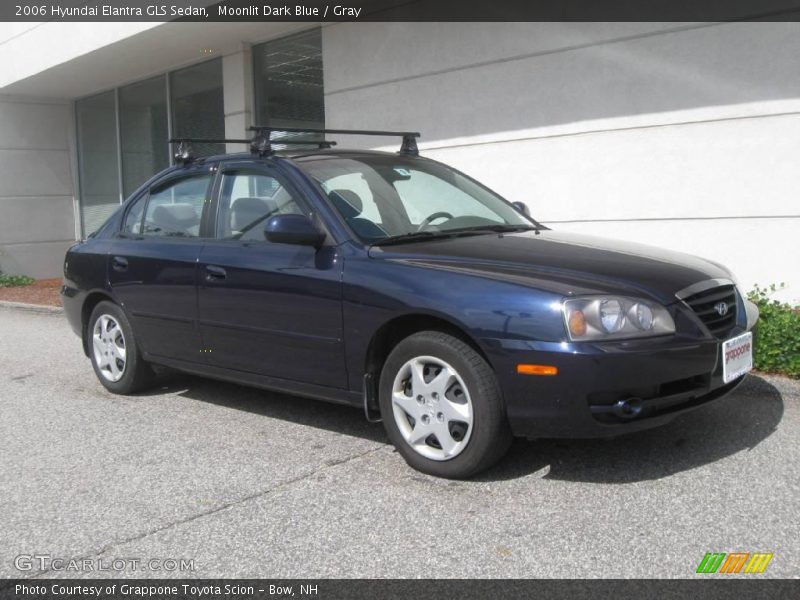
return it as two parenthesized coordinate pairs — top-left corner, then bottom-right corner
(109, 166), (215, 362)
(197, 163), (347, 388)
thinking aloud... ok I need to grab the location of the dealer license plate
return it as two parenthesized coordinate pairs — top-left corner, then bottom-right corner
(722, 332), (753, 383)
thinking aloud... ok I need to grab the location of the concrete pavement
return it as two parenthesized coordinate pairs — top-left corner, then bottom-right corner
(1, 306), (797, 578)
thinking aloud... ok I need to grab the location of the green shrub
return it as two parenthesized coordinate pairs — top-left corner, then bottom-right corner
(748, 284), (800, 378)
(0, 273), (35, 287)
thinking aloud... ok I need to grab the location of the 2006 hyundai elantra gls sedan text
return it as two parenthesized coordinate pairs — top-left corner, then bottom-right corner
(62, 128), (758, 478)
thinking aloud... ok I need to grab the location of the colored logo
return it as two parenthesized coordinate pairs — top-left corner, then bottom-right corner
(696, 552), (773, 574)
(714, 301), (729, 316)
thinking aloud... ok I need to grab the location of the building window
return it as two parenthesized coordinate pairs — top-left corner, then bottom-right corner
(253, 29), (325, 132)
(119, 75), (169, 198)
(75, 37), (324, 237)
(75, 91), (119, 236)
(170, 58), (225, 158)
(75, 58), (225, 236)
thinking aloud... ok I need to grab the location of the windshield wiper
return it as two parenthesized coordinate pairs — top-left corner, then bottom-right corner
(373, 224), (537, 247)
(446, 224), (538, 234)
(372, 230), (443, 246)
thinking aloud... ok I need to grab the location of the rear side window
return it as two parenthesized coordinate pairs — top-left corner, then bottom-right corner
(216, 170), (304, 240)
(142, 174), (213, 238)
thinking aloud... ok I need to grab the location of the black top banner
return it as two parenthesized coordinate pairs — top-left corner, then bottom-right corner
(4, 0), (800, 22)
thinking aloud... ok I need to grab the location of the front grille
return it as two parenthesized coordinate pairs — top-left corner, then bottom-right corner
(683, 284), (738, 338)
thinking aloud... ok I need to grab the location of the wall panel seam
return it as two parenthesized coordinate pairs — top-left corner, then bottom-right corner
(545, 215), (800, 224)
(325, 22), (723, 96)
(413, 110), (800, 149)
(0, 239), (75, 247)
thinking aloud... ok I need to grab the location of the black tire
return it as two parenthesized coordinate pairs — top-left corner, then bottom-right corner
(87, 300), (154, 394)
(378, 331), (512, 479)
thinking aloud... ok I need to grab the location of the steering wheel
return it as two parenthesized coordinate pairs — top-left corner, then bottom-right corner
(417, 211), (455, 231)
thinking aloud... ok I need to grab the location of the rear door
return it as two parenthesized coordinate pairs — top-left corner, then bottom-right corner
(197, 161), (347, 388)
(109, 165), (216, 362)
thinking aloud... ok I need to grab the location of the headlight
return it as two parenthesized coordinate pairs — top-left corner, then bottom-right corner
(599, 299), (624, 333)
(631, 302), (653, 330)
(562, 296), (675, 341)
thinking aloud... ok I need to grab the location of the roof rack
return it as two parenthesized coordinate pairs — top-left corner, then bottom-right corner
(169, 126), (418, 163)
(168, 137), (338, 164)
(248, 126), (421, 157)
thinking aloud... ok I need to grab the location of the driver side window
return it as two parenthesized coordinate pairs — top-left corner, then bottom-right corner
(216, 170), (303, 241)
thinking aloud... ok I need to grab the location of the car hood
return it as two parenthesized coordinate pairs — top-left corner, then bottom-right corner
(367, 229), (732, 304)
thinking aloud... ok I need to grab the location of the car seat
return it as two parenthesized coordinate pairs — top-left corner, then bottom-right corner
(230, 197), (278, 236)
(327, 189), (386, 241)
(150, 203), (199, 236)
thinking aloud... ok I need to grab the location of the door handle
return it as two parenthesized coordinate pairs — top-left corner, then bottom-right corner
(111, 256), (128, 272)
(205, 265), (227, 281)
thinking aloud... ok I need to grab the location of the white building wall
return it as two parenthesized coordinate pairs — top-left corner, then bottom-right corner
(223, 44), (255, 149)
(0, 96), (76, 278)
(0, 23), (161, 90)
(323, 22), (800, 304)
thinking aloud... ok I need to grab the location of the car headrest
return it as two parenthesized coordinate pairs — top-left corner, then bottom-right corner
(151, 203), (198, 230)
(231, 197), (277, 231)
(328, 189), (363, 219)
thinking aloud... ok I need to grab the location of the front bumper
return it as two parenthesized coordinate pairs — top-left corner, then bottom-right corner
(485, 319), (755, 439)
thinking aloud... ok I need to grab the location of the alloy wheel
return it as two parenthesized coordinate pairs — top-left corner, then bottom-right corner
(92, 314), (127, 382)
(391, 355), (473, 461)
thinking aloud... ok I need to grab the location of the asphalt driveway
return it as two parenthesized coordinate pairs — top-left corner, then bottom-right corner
(1, 305), (798, 578)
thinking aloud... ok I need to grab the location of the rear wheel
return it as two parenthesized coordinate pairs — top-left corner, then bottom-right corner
(88, 301), (154, 394)
(379, 331), (512, 479)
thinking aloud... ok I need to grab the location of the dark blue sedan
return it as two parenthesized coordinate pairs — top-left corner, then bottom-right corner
(62, 129), (758, 478)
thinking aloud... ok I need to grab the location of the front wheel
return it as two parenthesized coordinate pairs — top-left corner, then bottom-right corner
(88, 301), (154, 394)
(379, 331), (512, 479)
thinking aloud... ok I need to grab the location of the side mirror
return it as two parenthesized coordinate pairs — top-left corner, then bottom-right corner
(511, 201), (530, 216)
(264, 214), (324, 247)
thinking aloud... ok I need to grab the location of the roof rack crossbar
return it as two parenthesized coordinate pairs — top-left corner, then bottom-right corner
(169, 126), (414, 161)
(249, 126), (419, 137)
(248, 126), (421, 156)
(168, 137), (337, 162)
(169, 138), (337, 146)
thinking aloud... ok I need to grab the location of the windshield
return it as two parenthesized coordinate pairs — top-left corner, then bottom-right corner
(296, 155), (538, 244)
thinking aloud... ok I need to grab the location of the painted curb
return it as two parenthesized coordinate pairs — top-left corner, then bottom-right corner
(0, 300), (63, 314)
